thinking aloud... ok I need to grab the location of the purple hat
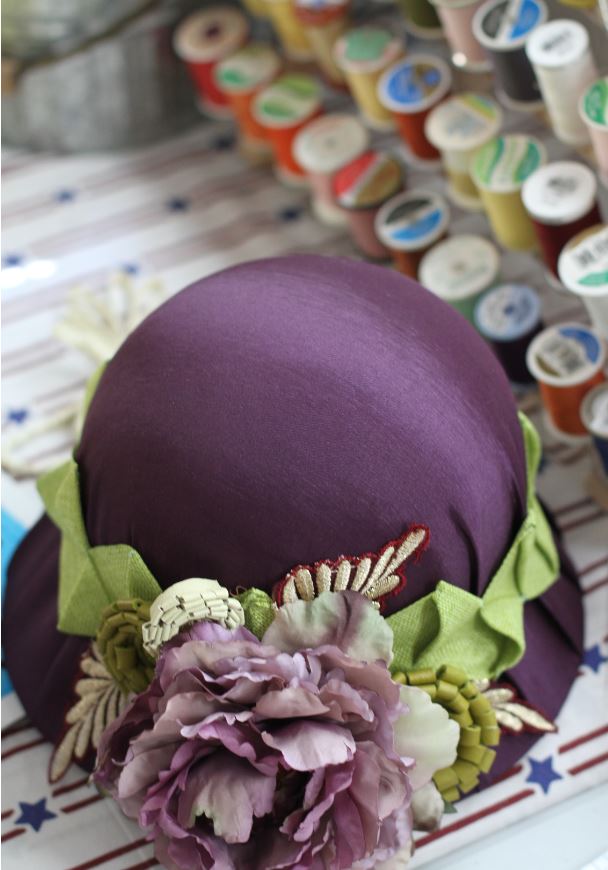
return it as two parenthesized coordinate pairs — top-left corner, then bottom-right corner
(3, 256), (582, 867)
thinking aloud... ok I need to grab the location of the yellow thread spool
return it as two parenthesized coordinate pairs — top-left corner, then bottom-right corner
(334, 27), (404, 130)
(471, 134), (546, 251)
(264, 0), (314, 60)
(295, 0), (351, 86)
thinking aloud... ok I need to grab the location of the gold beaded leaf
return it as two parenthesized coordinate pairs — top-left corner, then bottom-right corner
(49, 643), (128, 784)
(393, 665), (501, 803)
(475, 679), (557, 735)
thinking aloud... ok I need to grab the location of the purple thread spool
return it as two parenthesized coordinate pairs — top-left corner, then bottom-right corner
(474, 283), (542, 385)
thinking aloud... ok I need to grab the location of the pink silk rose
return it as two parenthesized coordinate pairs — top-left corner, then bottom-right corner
(95, 592), (417, 870)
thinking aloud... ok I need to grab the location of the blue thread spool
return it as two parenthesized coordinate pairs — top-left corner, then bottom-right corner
(581, 382), (608, 477)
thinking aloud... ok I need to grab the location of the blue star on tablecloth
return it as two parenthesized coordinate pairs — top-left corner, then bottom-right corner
(6, 408), (29, 424)
(277, 205), (303, 222)
(54, 189), (77, 203)
(122, 262), (140, 275)
(2, 253), (24, 268)
(167, 197), (190, 212)
(582, 644), (608, 673)
(526, 756), (562, 794)
(15, 798), (56, 832)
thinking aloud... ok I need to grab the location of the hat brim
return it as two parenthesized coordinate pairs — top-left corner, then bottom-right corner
(2, 509), (583, 778)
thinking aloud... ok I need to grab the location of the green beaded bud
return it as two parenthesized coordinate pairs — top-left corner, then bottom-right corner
(96, 599), (156, 695)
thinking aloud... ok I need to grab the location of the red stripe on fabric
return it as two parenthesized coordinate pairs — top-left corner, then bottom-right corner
(488, 763), (523, 784)
(3, 348), (67, 378)
(568, 751), (608, 775)
(415, 789), (535, 848)
(584, 576), (608, 595)
(579, 556), (608, 577)
(1, 737), (45, 760)
(553, 497), (594, 517)
(65, 837), (149, 870)
(1, 810), (15, 820)
(124, 859), (158, 870)
(61, 794), (104, 814)
(52, 776), (90, 797)
(560, 510), (607, 533)
(559, 724), (608, 754)
(1, 719), (32, 738)
(1, 828), (26, 842)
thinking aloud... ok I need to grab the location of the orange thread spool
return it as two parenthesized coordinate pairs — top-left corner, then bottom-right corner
(526, 323), (607, 439)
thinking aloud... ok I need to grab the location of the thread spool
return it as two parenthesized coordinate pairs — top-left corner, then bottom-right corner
(581, 383), (608, 478)
(425, 93), (502, 210)
(526, 322), (606, 441)
(558, 224), (608, 340)
(263, 0), (314, 61)
(173, 7), (249, 119)
(240, 0), (269, 17)
(294, 0), (351, 87)
(293, 114), (369, 225)
(471, 134), (546, 251)
(474, 283), (542, 383)
(214, 44), (282, 163)
(526, 20), (598, 147)
(430, 0), (491, 70)
(521, 162), (601, 280)
(472, 0), (546, 109)
(419, 234), (501, 323)
(334, 28), (404, 131)
(333, 151), (404, 258)
(580, 78), (608, 183)
(375, 189), (450, 277)
(377, 55), (452, 163)
(252, 74), (323, 187)
(395, 0), (443, 39)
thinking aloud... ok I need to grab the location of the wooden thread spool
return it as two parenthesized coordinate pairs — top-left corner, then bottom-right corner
(471, 134), (546, 252)
(419, 234), (501, 323)
(334, 27), (404, 131)
(377, 54), (452, 163)
(473, 0), (547, 109)
(558, 224), (608, 341)
(252, 74), (323, 187)
(293, 114), (369, 226)
(526, 323), (607, 441)
(375, 189), (450, 278)
(522, 161), (601, 280)
(526, 19), (598, 147)
(173, 7), (249, 119)
(425, 92), (502, 211)
(215, 44), (282, 162)
(333, 150), (404, 259)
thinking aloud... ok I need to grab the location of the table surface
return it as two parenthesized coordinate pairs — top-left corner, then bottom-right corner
(2, 57), (608, 870)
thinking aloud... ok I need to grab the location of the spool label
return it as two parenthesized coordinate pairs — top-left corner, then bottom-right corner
(535, 326), (601, 379)
(256, 75), (319, 124)
(473, 135), (543, 192)
(528, 20), (586, 64)
(344, 29), (393, 63)
(426, 94), (500, 151)
(420, 236), (499, 299)
(384, 196), (444, 248)
(475, 284), (540, 340)
(584, 78), (608, 128)
(334, 152), (402, 209)
(482, 0), (541, 45)
(385, 61), (442, 107)
(559, 226), (608, 295)
(216, 45), (279, 91)
(584, 386), (608, 437)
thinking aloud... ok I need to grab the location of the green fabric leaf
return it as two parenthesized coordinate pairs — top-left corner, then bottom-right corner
(237, 588), (276, 638)
(388, 413), (559, 680)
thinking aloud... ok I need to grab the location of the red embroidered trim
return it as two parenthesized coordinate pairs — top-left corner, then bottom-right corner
(273, 524), (430, 609)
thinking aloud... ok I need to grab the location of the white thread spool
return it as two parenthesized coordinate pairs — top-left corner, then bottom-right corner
(525, 20), (598, 147)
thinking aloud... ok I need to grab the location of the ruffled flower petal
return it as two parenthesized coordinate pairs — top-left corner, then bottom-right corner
(394, 685), (459, 791)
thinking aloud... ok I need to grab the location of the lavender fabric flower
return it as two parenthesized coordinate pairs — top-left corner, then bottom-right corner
(95, 592), (442, 869)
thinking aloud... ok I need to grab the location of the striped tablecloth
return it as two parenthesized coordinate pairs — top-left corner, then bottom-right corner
(2, 101), (608, 870)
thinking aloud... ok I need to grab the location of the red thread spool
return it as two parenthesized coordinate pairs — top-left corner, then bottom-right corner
(333, 150), (404, 258)
(526, 322), (607, 440)
(522, 161), (601, 280)
(377, 54), (451, 161)
(252, 74), (323, 186)
(215, 44), (282, 160)
(174, 8), (249, 119)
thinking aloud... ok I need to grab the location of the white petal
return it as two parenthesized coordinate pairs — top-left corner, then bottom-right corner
(411, 782), (444, 832)
(394, 685), (459, 791)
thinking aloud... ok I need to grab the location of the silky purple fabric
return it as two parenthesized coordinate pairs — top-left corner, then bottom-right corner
(3, 255), (582, 777)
